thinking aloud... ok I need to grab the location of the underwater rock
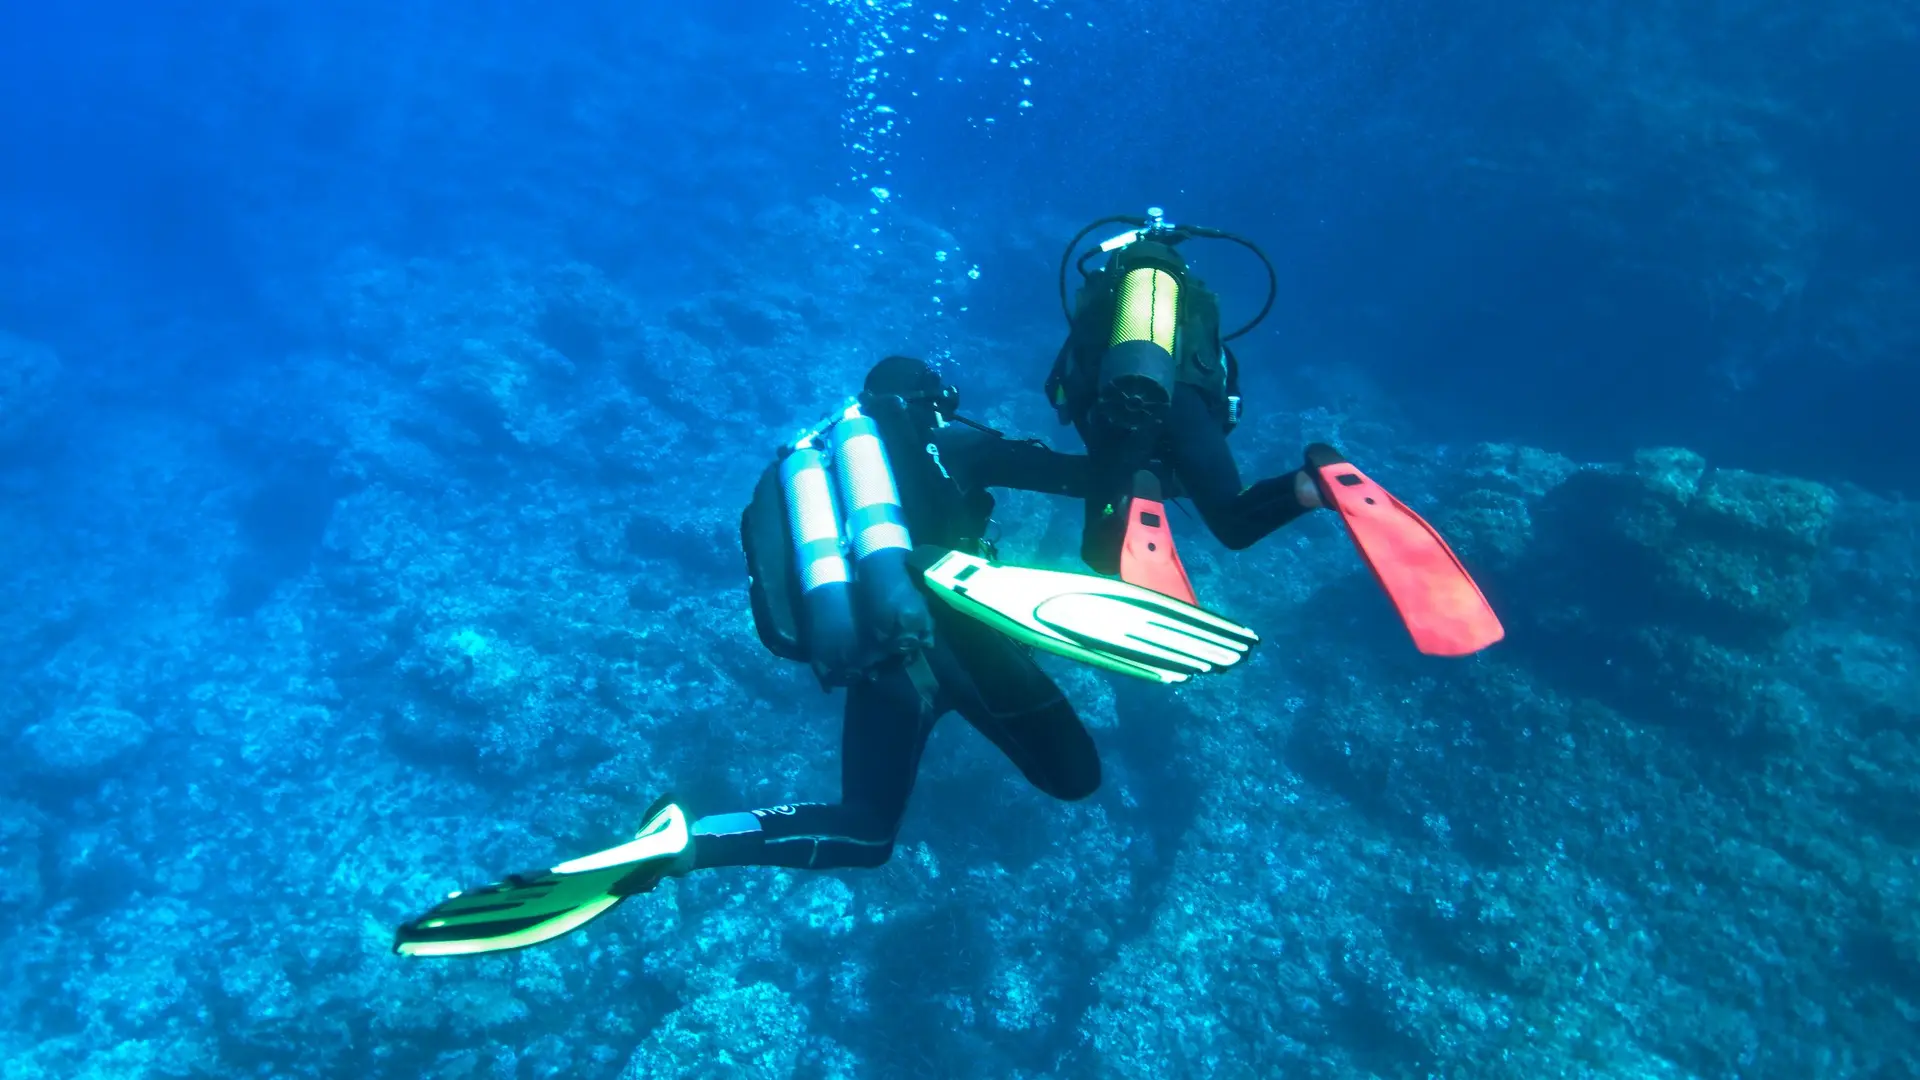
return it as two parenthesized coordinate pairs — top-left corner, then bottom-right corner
(1437, 488), (1537, 569)
(620, 977), (809, 1080)
(21, 704), (152, 781)
(0, 800), (44, 909)
(0, 330), (62, 448)
(664, 289), (802, 353)
(534, 261), (648, 369)
(1614, 446), (1712, 546)
(1618, 448), (1837, 635)
(1509, 447), (1843, 747)
(1432, 444), (1581, 569)
(1531, 447), (1837, 645)
(1458, 442), (1583, 501)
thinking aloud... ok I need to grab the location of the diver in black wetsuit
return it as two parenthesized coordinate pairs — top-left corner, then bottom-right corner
(395, 354), (1169, 958)
(1043, 212), (1323, 574)
(1070, 380), (1323, 572)
(691, 355), (1101, 871)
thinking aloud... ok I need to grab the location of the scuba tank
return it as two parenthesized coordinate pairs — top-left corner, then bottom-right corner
(1100, 240), (1186, 431)
(778, 440), (859, 680)
(1046, 207), (1277, 436)
(829, 411), (928, 651)
(742, 399), (934, 689)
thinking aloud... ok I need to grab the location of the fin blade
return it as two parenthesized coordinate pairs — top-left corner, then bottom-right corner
(919, 548), (1257, 682)
(1035, 594), (1216, 675)
(1312, 458), (1504, 657)
(395, 799), (692, 958)
(394, 865), (630, 957)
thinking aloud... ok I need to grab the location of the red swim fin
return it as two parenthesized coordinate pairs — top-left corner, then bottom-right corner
(1305, 445), (1504, 657)
(1119, 471), (1198, 605)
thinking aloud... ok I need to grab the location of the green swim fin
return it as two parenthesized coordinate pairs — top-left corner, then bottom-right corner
(914, 548), (1258, 684)
(394, 795), (691, 958)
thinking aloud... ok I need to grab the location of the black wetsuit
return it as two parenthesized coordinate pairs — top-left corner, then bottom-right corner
(694, 423), (1097, 872)
(1075, 382), (1311, 574)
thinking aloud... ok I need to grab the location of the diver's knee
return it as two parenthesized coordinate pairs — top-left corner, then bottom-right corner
(840, 804), (904, 868)
(1053, 758), (1102, 802)
(848, 839), (897, 869)
(1204, 517), (1259, 550)
(1059, 776), (1100, 803)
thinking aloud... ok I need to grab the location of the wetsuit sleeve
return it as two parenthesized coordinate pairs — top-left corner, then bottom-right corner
(946, 428), (1091, 497)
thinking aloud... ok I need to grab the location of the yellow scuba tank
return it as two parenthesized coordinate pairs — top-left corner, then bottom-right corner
(1098, 239), (1186, 431)
(1047, 207), (1277, 434)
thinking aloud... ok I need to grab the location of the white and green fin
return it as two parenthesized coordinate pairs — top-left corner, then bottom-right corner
(394, 795), (690, 958)
(915, 549), (1259, 684)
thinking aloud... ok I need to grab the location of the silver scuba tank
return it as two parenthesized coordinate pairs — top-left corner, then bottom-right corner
(830, 411), (934, 657)
(779, 439), (860, 681)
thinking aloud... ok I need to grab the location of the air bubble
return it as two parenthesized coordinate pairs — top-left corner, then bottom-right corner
(802, 0), (1072, 300)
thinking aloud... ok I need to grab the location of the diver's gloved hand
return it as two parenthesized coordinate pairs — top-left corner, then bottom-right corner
(394, 795), (693, 958)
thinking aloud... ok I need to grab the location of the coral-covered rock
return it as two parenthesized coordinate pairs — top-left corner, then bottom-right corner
(1635, 451), (1843, 630)
(1437, 488), (1538, 569)
(621, 978), (810, 1080)
(21, 705), (152, 781)
(1457, 442), (1583, 501)
(1537, 447), (1838, 642)
(1656, 464), (1837, 630)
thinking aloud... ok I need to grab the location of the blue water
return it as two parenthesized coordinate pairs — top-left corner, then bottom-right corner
(3, 2), (1917, 1077)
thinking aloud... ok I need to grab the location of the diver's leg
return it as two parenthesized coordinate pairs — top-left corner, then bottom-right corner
(1164, 384), (1313, 550)
(689, 664), (936, 871)
(932, 610), (1101, 801)
(1074, 411), (1162, 574)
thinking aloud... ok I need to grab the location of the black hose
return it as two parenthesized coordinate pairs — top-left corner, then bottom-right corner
(1057, 217), (1278, 341)
(1074, 246), (1105, 281)
(1202, 230), (1278, 342)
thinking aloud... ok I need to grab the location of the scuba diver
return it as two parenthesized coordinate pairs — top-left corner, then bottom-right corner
(1044, 208), (1504, 658)
(393, 355), (1260, 957)
(1045, 209), (1316, 571)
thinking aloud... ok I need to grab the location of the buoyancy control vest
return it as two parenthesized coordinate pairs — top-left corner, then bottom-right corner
(1045, 241), (1239, 434)
(1044, 210), (1275, 436)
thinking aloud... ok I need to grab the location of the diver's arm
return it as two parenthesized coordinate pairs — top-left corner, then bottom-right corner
(941, 427), (1091, 497)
